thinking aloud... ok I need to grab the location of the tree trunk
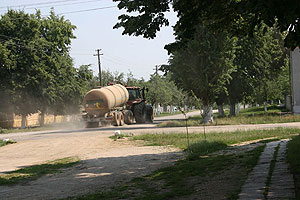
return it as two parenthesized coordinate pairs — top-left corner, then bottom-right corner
(264, 102), (268, 114)
(236, 103), (240, 115)
(40, 112), (45, 127)
(218, 105), (225, 117)
(202, 105), (213, 124)
(21, 114), (26, 129)
(230, 103), (236, 117)
(54, 115), (57, 124)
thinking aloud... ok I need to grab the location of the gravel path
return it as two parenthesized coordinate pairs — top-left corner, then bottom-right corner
(239, 140), (296, 200)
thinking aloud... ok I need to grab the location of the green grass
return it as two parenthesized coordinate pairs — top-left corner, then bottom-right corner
(0, 140), (6, 147)
(287, 135), (300, 199)
(0, 157), (80, 185)
(239, 105), (289, 115)
(132, 128), (299, 151)
(0, 139), (16, 147)
(158, 105), (299, 127)
(109, 133), (133, 141)
(155, 111), (183, 117)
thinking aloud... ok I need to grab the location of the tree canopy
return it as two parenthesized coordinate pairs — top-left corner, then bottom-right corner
(113, 0), (300, 51)
(0, 10), (92, 124)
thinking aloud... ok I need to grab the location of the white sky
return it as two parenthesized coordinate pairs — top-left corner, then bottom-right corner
(0, 0), (177, 80)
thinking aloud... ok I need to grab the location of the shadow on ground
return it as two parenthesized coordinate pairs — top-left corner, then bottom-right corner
(0, 150), (183, 200)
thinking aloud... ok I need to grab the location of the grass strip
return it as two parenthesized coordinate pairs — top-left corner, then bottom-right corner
(287, 135), (300, 199)
(158, 105), (299, 128)
(0, 157), (80, 185)
(131, 128), (299, 150)
(0, 126), (57, 134)
(158, 114), (300, 127)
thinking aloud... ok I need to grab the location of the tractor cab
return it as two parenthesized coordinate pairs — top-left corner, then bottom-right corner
(126, 86), (146, 107)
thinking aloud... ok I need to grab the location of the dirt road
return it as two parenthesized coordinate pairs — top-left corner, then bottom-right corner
(1, 111), (300, 199)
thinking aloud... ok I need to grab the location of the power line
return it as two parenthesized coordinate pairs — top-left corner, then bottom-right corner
(57, 5), (116, 15)
(0, 5), (117, 21)
(0, 5), (117, 17)
(0, 0), (106, 12)
(0, 0), (84, 9)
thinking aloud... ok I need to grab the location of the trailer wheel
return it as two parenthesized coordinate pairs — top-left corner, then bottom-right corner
(119, 112), (125, 126)
(133, 102), (146, 124)
(112, 112), (120, 126)
(124, 110), (134, 125)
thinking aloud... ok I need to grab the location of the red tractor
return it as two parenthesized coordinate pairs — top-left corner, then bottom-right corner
(126, 86), (154, 124)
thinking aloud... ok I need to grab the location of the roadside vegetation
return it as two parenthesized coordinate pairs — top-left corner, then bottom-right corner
(0, 139), (16, 147)
(0, 157), (80, 185)
(0, 126), (57, 135)
(287, 135), (300, 199)
(158, 105), (300, 127)
(70, 128), (299, 199)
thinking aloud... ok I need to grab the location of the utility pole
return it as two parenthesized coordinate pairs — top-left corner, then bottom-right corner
(94, 49), (103, 87)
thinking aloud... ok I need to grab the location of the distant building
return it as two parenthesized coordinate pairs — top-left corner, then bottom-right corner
(291, 47), (300, 114)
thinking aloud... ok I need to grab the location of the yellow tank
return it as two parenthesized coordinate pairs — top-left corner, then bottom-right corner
(83, 84), (129, 117)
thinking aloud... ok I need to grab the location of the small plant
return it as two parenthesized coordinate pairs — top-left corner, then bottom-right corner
(109, 133), (133, 141)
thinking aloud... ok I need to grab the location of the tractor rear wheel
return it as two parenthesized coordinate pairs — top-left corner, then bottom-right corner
(146, 104), (154, 123)
(133, 102), (146, 124)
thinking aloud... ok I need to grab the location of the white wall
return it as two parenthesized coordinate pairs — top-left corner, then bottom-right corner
(291, 47), (300, 113)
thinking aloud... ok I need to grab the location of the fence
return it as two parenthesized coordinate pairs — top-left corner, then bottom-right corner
(0, 112), (66, 129)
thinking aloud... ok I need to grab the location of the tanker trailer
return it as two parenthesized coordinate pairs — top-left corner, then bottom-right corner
(82, 84), (131, 128)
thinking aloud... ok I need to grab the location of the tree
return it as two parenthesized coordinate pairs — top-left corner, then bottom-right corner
(37, 10), (77, 121)
(0, 9), (80, 127)
(225, 23), (287, 115)
(165, 24), (236, 123)
(145, 73), (185, 107)
(113, 0), (300, 51)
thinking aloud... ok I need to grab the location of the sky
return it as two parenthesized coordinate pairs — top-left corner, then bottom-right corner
(0, 0), (177, 80)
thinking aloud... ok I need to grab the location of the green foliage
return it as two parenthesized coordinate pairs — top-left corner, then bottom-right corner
(227, 23), (288, 107)
(165, 24), (235, 121)
(0, 9), (93, 119)
(113, 0), (300, 51)
(145, 74), (185, 106)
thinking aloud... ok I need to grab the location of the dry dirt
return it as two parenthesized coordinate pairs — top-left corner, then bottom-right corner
(0, 132), (184, 200)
